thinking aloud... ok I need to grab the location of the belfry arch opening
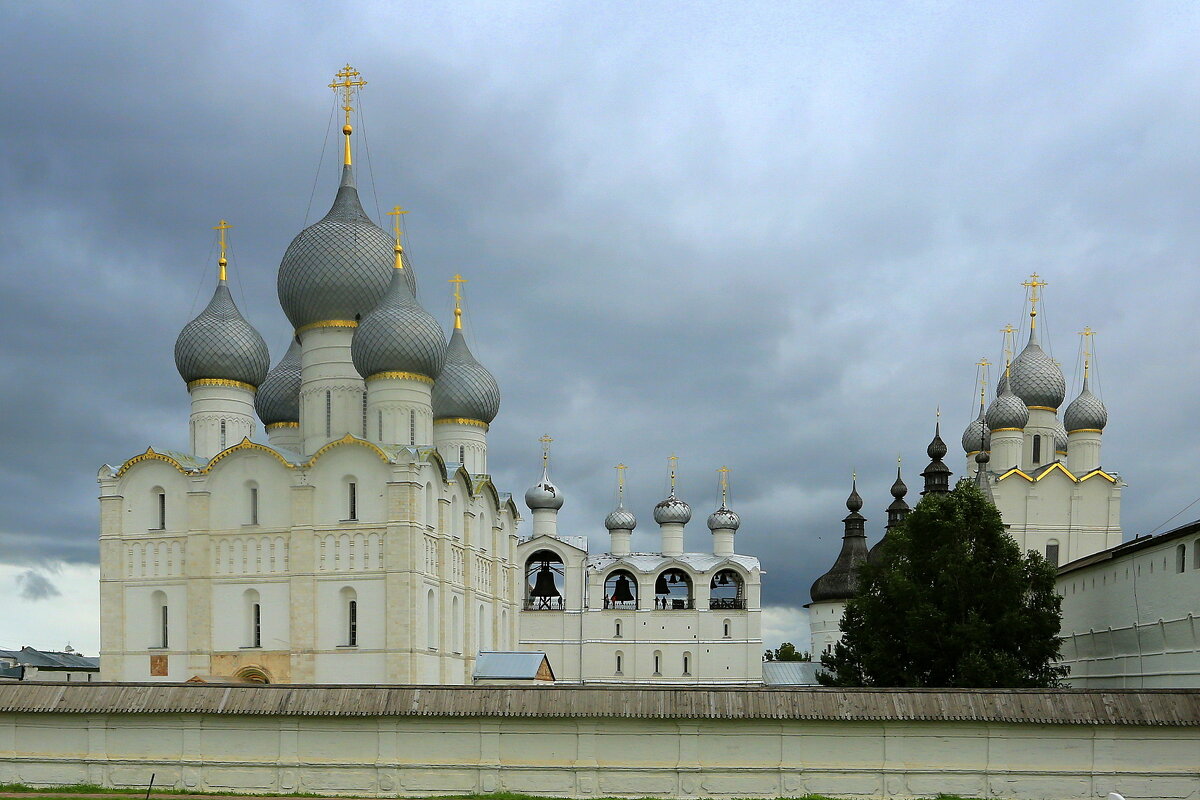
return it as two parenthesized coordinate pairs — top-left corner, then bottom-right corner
(525, 549), (565, 610)
(653, 568), (693, 610)
(604, 569), (638, 610)
(709, 568), (745, 610)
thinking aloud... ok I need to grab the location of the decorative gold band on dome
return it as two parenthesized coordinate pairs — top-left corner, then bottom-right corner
(295, 319), (359, 335)
(434, 417), (489, 430)
(1027, 405), (1058, 412)
(1067, 428), (1103, 434)
(990, 427), (1023, 432)
(187, 378), (257, 393)
(366, 371), (434, 385)
(266, 422), (300, 430)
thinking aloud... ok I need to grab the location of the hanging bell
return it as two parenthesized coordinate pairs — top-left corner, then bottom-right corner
(719, 571), (730, 585)
(654, 573), (669, 594)
(530, 564), (561, 598)
(669, 572), (678, 584)
(611, 574), (635, 603)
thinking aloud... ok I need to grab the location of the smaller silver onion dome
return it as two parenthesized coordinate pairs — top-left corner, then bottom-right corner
(707, 506), (740, 531)
(1063, 374), (1108, 433)
(351, 264), (447, 380)
(255, 338), (301, 425)
(175, 279), (270, 387)
(654, 492), (692, 525)
(986, 384), (1030, 431)
(1053, 419), (1069, 454)
(433, 326), (501, 423)
(526, 456), (564, 511)
(605, 503), (637, 531)
(961, 403), (990, 454)
(1009, 325), (1067, 409)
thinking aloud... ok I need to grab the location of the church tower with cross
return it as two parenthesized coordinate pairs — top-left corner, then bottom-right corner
(97, 66), (524, 685)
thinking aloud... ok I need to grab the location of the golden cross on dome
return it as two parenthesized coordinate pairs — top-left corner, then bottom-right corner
(1078, 326), (1096, 376)
(449, 274), (467, 330)
(213, 219), (231, 281)
(329, 65), (366, 165)
(1000, 323), (1016, 370)
(615, 463), (628, 496)
(386, 206), (408, 246)
(539, 434), (553, 469)
(1022, 272), (1049, 327)
(976, 357), (991, 404)
(668, 454), (679, 492)
(717, 466), (730, 506)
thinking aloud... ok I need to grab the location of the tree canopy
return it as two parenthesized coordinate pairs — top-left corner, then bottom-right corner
(819, 479), (1067, 687)
(763, 642), (810, 662)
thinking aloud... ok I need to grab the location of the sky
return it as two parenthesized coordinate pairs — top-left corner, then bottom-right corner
(2, 1), (1200, 656)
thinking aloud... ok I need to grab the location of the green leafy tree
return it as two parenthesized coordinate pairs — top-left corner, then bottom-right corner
(819, 479), (1067, 687)
(763, 642), (811, 662)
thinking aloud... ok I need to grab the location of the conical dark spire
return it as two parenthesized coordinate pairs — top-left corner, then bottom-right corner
(974, 449), (994, 502)
(869, 464), (910, 563)
(920, 419), (952, 495)
(810, 478), (869, 603)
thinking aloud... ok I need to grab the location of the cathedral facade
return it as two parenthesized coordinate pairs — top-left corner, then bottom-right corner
(97, 68), (764, 686)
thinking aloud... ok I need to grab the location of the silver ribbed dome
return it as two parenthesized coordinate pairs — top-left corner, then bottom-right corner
(1052, 419), (1069, 454)
(433, 327), (500, 423)
(277, 166), (416, 329)
(707, 506), (740, 531)
(1009, 326), (1066, 409)
(351, 266), (447, 380)
(1063, 375), (1108, 432)
(255, 338), (301, 425)
(961, 403), (990, 453)
(986, 385), (1029, 431)
(605, 503), (637, 531)
(653, 492), (692, 525)
(175, 280), (270, 386)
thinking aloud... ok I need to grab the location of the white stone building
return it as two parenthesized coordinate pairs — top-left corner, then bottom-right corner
(516, 459), (763, 684)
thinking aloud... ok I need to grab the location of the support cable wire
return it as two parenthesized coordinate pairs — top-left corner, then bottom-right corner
(188, 239), (219, 316)
(303, 95), (338, 227)
(356, 94), (384, 229)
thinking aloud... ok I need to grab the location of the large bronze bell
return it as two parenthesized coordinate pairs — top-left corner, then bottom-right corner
(611, 574), (635, 602)
(654, 573), (669, 595)
(530, 564), (561, 598)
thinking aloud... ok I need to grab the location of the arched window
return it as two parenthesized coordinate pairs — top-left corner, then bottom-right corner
(653, 568), (693, 610)
(682, 651), (691, 676)
(652, 650), (662, 676)
(452, 595), (462, 654)
(1032, 434), (1042, 464)
(1177, 544), (1187, 574)
(151, 590), (168, 648)
(220, 419), (227, 450)
(243, 589), (261, 647)
(1046, 540), (1060, 567)
(325, 390), (332, 438)
(614, 619), (622, 638)
(525, 550), (565, 610)
(722, 618), (731, 639)
(410, 410), (416, 446)
(614, 650), (624, 675)
(340, 587), (358, 646)
(247, 483), (259, 525)
(426, 589), (438, 650)
(152, 488), (166, 530)
(347, 480), (358, 521)
(709, 569), (745, 609)
(604, 570), (638, 610)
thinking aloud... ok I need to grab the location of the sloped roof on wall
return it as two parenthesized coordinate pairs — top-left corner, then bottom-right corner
(0, 683), (1198, 725)
(473, 652), (553, 680)
(761, 661), (821, 686)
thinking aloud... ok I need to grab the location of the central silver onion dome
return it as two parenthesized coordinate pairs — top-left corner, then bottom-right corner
(986, 380), (1030, 431)
(433, 325), (501, 423)
(1009, 325), (1066, 409)
(255, 338), (301, 425)
(961, 402), (990, 454)
(1063, 373), (1108, 432)
(604, 502), (637, 531)
(351, 260), (447, 380)
(175, 278), (270, 387)
(708, 505), (740, 531)
(277, 166), (416, 330)
(525, 476), (564, 510)
(653, 491), (692, 525)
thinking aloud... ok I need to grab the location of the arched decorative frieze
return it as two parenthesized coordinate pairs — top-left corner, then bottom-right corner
(203, 438), (294, 473)
(116, 447), (191, 478)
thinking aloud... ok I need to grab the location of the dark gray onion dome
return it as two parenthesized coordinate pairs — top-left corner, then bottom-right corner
(871, 466), (910, 563)
(974, 449), (994, 501)
(986, 384), (1029, 431)
(921, 422), (952, 495)
(255, 338), (301, 425)
(1063, 374), (1108, 432)
(277, 165), (416, 330)
(175, 280), (270, 387)
(351, 265), (447, 380)
(707, 506), (741, 531)
(433, 327), (501, 423)
(605, 503), (637, 531)
(810, 481), (868, 603)
(1053, 419), (1069, 454)
(653, 492), (692, 525)
(1009, 325), (1066, 409)
(961, 402), (990, 454)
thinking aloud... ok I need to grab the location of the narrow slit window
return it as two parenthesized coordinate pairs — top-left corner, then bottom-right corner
(249, 487), (259, 525)
(362, 393), (367, 438)
(377, 410), (383, 442)
(348, 482), (358, 521)
(1046, 541), (1060, 567)
(348, 600), (358, 646)
(615, 652), (622, 674)
(459, 445), (465, 464)
(220, 419), (227, 450)
(156, 492), (166, 530)
(1032, 434), (1042, 464)
(252, 603), (261, 647)
(410, 410), (416, 445)
(160, 604), (169, 648)
(325, 390), (332, 438)
(682, 653), (690, 675)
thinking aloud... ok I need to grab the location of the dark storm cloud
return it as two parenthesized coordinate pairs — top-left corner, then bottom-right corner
(2, 2), (1199, 630)
(16, 569), (61, 602)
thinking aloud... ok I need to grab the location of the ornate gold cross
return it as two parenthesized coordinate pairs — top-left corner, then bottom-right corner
(717, 466), (730, 506)
(329, 64), (367, 126)
(539, 434), (553, 469)
(213, 219), (231, 281)
(615, 463), (628, 496)
(668, 454), (679, 492)
(386, 206), (408, 247)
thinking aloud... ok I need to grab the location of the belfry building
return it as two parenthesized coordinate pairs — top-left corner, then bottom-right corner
(97, 67), (762, 685)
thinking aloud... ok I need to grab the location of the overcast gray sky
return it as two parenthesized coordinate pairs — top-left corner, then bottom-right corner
(2, 1), (1199, 652)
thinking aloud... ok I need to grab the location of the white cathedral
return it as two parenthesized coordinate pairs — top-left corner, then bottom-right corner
(96, 68), (762, 686)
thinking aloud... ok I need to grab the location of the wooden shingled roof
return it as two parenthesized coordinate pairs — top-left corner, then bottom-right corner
(1, 682), (1198, 725)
